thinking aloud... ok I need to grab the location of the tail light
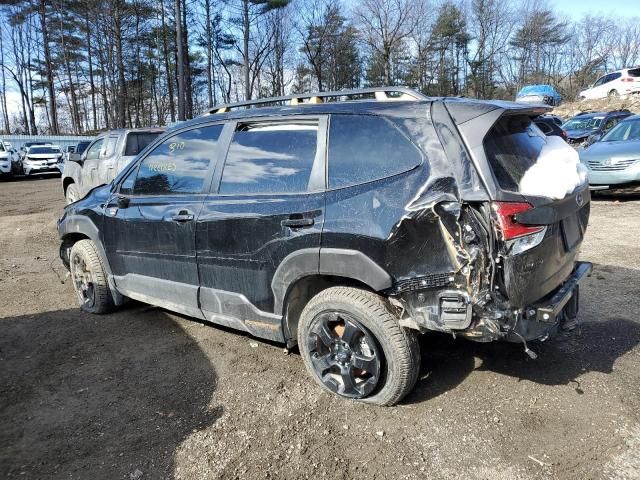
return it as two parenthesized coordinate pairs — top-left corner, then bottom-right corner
(561, 130), (568, 140)
(492, 202), (545, 240)
(621, 77), (634, 82)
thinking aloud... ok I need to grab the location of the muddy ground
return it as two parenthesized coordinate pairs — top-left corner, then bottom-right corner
(0, 176), (639, 480)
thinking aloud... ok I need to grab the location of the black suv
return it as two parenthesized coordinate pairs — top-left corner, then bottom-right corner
(58, 88), (592, 406)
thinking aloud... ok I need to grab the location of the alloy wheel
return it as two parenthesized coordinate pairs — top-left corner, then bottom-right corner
(307, 311), (382, 398)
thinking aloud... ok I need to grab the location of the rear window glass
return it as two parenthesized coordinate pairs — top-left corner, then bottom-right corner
(484, 115), (545, 191)
(328, 115), (423, 189)
(561, 116), (603, 131)
(125, 132), (162, 156)
(628, 68), (640, 78)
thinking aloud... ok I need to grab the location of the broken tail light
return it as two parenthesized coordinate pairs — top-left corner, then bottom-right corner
(492, 202), (545, 240)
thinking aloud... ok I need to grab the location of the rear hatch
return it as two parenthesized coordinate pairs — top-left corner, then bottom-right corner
(484, 113), (589, 307)
(447, 101), (590, 308)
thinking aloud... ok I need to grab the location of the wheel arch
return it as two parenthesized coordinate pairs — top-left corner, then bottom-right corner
(62, 176), (75, 194)
(275, 248), (394, 347)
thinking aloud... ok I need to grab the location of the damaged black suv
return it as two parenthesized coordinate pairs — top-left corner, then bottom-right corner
(58, 87), (591, 406)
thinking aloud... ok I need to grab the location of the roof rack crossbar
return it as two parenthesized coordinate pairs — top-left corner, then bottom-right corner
(203, 87), (427, 115)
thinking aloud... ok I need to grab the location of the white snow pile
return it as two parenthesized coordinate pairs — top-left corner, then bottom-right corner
(519, 135), (588, 200)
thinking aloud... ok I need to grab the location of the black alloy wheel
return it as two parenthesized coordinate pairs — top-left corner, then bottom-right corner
(307, 311), (382, 398)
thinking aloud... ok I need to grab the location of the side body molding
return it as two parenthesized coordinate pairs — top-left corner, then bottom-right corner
(271, 248), (393, 315)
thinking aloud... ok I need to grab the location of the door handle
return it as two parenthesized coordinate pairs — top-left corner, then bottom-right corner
(171, 210), (195, 222)
(282, 217), (314, 228)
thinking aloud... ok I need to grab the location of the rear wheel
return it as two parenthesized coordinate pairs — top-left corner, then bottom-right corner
(609, 89), (619, 97)
(65, 183), (80, 204)
(298, 287), (420, 406)
(69, 240), (114, 314)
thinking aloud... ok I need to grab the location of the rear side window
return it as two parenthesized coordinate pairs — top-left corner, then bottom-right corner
(219, 121), (318, 195)
(629, 68), (640, 78)
(125, 132), (162, 156)
(328, 115), (422, 189)
(484, 115), (545, 192)
(130, 125), (222, 195)
(534, 120), (552, 135)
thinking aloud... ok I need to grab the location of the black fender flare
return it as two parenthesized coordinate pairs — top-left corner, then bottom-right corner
(58, 215), (125, 305)
(271, 248), (393, 315)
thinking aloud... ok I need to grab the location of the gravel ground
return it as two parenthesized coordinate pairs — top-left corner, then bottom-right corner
(0, 176), (639, 480)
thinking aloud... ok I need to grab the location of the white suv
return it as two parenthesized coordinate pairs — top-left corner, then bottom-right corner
(579, 67), (640, 100)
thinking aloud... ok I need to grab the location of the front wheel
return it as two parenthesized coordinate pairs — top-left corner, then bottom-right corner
(298, 287), (420, 406)
(65, 183), (80, 204)
(69, 240), (114, 314)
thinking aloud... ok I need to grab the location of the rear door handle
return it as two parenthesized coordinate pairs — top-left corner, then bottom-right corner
(171, 210), (195, 222)
(282, 217), (314, 228)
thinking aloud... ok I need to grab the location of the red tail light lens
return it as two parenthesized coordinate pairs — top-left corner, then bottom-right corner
(492, 202), (545, 240)
(621, 77), (633, 82)
(561, 130), (568, 139)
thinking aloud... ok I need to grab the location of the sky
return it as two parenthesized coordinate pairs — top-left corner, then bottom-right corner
(553, 0), (640, 20)
(3, 0), (639, 120)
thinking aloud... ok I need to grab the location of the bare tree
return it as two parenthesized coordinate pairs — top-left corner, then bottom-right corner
(354, 0), (417, 85)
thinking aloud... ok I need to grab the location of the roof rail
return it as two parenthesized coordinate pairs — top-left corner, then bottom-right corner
(202, 87), (427, 116)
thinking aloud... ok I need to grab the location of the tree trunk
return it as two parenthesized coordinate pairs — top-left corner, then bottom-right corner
(39, 0), (59, 134)
(242, 0), (251, 100)
(114, 1), (127, 128)
(205, 0), (213, 107)
(160, 0), (176, 123)
(175, 0), (186, 120)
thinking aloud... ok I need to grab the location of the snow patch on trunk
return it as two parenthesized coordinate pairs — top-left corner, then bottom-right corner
(519, 136), (588, 199)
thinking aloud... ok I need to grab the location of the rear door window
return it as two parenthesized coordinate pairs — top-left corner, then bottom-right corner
(129, 125), (223, 195)
(628, 68), (640, 78)
(328, 114), (423, 189)
(484, 115), (545, 192)
(125, 132), (162, 156)
(218, 120), (319, 195)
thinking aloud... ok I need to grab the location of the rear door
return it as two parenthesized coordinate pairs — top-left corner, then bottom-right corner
(482, 114), (590, 306)
(196, 116), (326, 336)
(103, 123), (225, 318)
(95, 134), (120, 186)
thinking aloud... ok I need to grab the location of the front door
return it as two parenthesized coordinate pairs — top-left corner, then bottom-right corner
(196, 117), (327, 339)
(103, 123), (227, 318)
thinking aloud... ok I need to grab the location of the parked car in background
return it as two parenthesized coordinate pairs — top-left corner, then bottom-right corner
(22, 145), (64, 176)
(19, 141), (52, 160)
(58, 88), (591, 405)
(578, 67), (640, 100)
(516, 85), (562, 106)
(0, 140), (13, 179)
(534, 115), (568, 140)
(561, 110), (632, 147)
(580, 115), (640, 189)
(64, 145), (76, 162)
(62, 127), (164, 203)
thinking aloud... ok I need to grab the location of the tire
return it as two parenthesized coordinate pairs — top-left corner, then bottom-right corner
(66, 183), (80, 204)
(69, 239), (114, 314)
(298, 286), (420, 406)
(609, 89), (619, 97)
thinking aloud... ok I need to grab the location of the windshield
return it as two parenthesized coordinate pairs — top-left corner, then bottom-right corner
(562, 117), (603, 131)
(601, 119), (640, 142)
(29, 147), (61, 155)
(124, 132), (162, 156)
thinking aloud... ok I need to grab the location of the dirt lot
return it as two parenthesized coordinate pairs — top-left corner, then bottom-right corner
(1, 176), (639, 480)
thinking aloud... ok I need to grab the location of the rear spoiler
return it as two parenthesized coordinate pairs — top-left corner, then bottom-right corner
(444, 99), (552, 126)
